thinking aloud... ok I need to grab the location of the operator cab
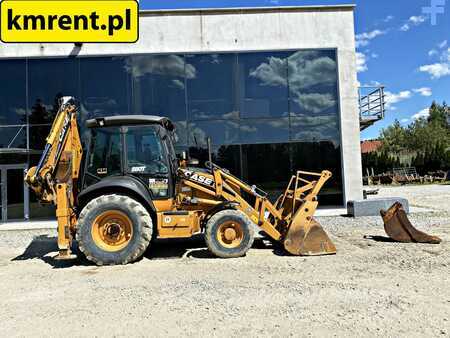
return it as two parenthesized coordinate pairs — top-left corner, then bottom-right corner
(83, 115), (178, 199)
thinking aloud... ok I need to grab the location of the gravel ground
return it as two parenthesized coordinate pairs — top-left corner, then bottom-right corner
(0, 184), (449, 337)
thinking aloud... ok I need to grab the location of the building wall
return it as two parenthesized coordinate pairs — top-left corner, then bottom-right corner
(0, 6), (362, 205)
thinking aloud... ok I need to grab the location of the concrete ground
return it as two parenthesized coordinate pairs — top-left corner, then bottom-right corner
(0, 184), (449, 337)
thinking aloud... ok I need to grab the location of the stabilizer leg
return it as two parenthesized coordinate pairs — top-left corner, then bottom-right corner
(55, 183), (77, 260)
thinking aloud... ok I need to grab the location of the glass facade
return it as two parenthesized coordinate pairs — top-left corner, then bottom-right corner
(0, 49), (343, 221)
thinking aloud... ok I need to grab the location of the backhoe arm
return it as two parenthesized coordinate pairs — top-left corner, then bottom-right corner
(25, 97), (83, 259)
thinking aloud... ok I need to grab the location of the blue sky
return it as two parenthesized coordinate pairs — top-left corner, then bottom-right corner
(140, 0), (450, 140)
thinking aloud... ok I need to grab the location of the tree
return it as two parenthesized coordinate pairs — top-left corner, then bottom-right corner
(372, 101), (450, 175)
(429, 101), (447, 128)
(380, 119), (408, 153)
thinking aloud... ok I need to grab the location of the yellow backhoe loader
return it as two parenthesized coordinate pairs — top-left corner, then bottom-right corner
(25, 97), (337, 265)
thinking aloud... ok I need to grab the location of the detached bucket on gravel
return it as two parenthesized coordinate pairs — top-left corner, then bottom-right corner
(380, 202), (441, 244)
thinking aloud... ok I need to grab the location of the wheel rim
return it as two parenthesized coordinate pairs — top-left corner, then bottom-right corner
(91, 210), (133, 252)
(216, 221), (244, 248)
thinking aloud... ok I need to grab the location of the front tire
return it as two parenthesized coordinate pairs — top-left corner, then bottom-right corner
(205, 209), (254, 258)
(77, 194), (153, 265)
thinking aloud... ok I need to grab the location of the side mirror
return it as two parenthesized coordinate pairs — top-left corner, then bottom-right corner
(188, 158), (199, 166)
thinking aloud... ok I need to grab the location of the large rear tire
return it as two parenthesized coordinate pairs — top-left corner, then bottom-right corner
(77, 194), (153, 265)
(205, 209), (254, 258)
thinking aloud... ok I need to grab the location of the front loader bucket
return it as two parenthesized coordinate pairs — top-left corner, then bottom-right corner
(380, 202), (441, 244)
(284, 218), (337, 256)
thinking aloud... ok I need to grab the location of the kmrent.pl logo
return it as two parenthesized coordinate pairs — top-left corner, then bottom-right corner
(0, 0), (138, 43)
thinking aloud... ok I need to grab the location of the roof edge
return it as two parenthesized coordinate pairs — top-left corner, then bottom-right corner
(139, 4), (356, 16)
(86, 115), (175, 131)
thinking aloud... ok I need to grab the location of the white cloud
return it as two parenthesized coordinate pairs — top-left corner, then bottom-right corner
(249, 51), (338, 115)
(125, 55), (196, 79)
(355, 29), (386, 48)
(385, 90), (412, 109)
(429, 41), (448, 58)
(361, 80), (381, 87)
(356, 52), (368, 72)
(239, 123), (258, 133)
(413, 87), (432, 96)
(288, 114), (340, 144)
(443, 48), (450, 62)
(384, 15), (394, 23)
(171, 79), (185, 90)
(297, 93), (337, 114)
(400, 15), (426, 31)
(400, 118), (409, 123)
(13, 108), (26, 116)
(400, 24), (410, 32)
(250, 56), (287, 87)
(410, 15), (426, 24)
(412, 108), (430, 120)
(419, 63), (450, 79)
(438, 40), (448, 49)
(420, 47), (450, 79)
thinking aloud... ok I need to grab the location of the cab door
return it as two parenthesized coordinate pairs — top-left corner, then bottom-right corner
(83, 126), (123, 188)
(124, 126), (172, 199)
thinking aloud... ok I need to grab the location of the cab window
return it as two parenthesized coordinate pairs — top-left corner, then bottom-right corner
(125, 126), (169, 176)
(87, 127), (122, 179)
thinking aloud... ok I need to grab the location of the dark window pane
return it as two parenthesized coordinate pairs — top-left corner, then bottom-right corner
(87, 127), (122, 179)
(80, 57), (130, 120)
(189, 120), (239, 147)
(240, 118), (289, 144)
(189, 144), (241, 178)
(7, 169), (25, 220)
(29, 125), (51, 151)
(241, 143), (291, 201)
(128, 55), (187, 121)
(125, 126), (169, 176)
(291, 141), (343, 205)
(186, 54), (237, 120)
(173, 121), (188, 146)
(0, 126), (27, 149)
(288, 50), (340, 146)
(28, 58), (79, 125)
(290, 115), (340, 144)
(0, 153), (27, 165)
(288, 50), (338, 116)
(29, 195), (55, 219)
(0, 60), (26, 125)
(238, 52), (290, 118)
(125, 126), (170, 198)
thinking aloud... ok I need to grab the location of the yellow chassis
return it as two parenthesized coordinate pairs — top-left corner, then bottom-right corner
(26, 98), (336, 260)
(175, 164), (336, 255)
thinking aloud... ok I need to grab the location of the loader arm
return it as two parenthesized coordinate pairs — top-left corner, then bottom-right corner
(25, 97), (83, 259)
(178, 163), (336, 256)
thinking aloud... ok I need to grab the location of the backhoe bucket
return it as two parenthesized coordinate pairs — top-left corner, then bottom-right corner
(284, 217), (337, 256)
(380, 202), (441, 244)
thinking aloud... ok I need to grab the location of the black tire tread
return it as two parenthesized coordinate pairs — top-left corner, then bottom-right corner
(77, 194), (152, 265)
(205, 209), (254, 258)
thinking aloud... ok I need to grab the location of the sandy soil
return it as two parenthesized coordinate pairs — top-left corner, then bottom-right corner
(0, 185), (449, 337)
